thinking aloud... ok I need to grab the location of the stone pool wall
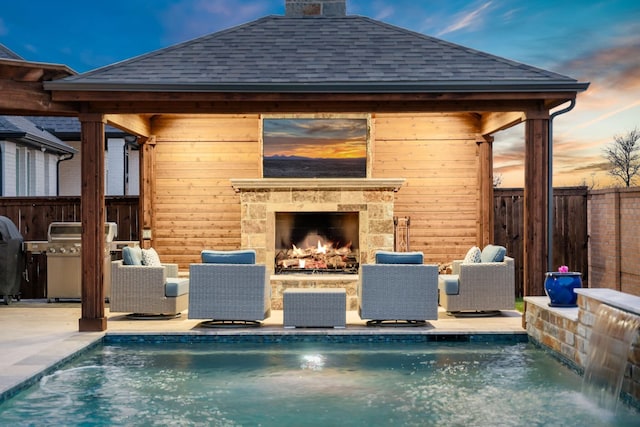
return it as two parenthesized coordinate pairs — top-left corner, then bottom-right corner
(525, 289), (640, 407)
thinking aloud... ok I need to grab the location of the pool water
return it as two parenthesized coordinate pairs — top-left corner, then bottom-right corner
(0, 341), (637, 426)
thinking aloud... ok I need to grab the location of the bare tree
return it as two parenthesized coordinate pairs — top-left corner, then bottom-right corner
(603, 128), (640, 187)
(493, 173), (503, 188)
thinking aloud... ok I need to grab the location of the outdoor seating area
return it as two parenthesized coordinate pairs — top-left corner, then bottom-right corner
(438, 245), (515, 316)
(358, 251), (439, 326)
(108, 247), (514, 328)
(188, 249), (271, 327)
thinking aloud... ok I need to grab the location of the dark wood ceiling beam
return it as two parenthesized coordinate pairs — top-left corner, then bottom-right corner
(75, 99), (559, 115)
(0, 80), (79, 115)
(50, 90), (578, 103)
(0, 60), (74, 81)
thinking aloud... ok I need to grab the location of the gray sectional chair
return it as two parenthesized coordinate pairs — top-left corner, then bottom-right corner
(110, 248), (189, 319)
(438, 244), (515, 315)
(188, 249), (271, 327)
(358, 251), (439, 326)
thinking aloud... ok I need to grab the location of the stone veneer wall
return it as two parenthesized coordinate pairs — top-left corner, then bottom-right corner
(231, 178), (404, 309)
(525, 289), (640, 407)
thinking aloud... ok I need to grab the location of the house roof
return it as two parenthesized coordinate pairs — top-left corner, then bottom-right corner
(0, 43), (23, 60)
(26, 116), (127, 140)
(0, 115), (77, 154)
(45, 15), (588, 94)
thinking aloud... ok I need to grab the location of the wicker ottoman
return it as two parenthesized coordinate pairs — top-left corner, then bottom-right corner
(283, 288), (346, 328)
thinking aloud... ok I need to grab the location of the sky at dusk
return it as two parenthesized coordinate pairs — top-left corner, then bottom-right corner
(263, 119), (367, 159)
(1, 0), (638, 187)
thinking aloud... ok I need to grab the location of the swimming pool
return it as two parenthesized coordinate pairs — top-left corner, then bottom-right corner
(0, 337), (637, 426)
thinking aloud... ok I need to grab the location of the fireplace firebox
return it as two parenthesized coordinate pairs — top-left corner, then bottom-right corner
(274, 212), (359, 274)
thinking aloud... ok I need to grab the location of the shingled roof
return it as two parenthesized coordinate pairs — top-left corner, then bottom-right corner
(26, 116), (127, 140)
(0, 116), (76, 154)
(0, 43), (23, 60)
(45, 15), (587, 93)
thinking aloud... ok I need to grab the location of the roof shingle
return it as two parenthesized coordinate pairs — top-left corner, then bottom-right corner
(48, 15), (586, 93)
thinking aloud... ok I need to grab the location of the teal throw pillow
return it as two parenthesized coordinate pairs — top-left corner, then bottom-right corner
(481, 245), (506, 263)
(122, 246), (142, 265)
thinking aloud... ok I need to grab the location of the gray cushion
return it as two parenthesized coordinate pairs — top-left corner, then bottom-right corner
(438, 274), (459, 295)
(463, 246), (482, 264)
(481, 245), (506, 263)
(201, 249), (256, 264)
(122, 246), (142, 265)
(165, 278), (189, 297)
(375, 250), (423, 264)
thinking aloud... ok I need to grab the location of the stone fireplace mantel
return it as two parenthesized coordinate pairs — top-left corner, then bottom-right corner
(231, 177), (405, 309)
(231, 178), (405, 192)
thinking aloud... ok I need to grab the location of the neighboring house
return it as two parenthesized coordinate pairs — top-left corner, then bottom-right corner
(0, 44), (77, 196)
(0, 43), (138, 196)
(27, 116), (140, 196)
(0, 115), (76, 196)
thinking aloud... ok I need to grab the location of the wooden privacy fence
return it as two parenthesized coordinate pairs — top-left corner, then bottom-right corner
(1, 189), (588, 299)
(493, 187), (589, 297)
(0, 197), (139, 299)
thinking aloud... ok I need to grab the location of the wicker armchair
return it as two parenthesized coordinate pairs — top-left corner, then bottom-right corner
(188, 250), (271, 327)
(438, 255), (515, 315)
(109, 260), (189, 318)
(358, 251), (439, 326)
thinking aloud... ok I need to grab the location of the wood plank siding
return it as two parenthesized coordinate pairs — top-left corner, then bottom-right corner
(145, 113), (481, 269)
(149, 115), (261, 267)
(372, 113), (480, 264)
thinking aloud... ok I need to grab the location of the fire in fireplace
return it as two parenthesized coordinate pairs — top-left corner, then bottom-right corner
(274, 212), (359, 274)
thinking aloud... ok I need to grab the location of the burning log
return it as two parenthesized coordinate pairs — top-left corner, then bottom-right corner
(276, 239), (358, 272)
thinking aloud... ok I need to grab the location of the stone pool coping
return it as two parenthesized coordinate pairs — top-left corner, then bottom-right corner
(525, 288), (640, 411)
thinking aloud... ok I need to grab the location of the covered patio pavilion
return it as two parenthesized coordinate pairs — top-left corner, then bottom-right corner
(0, 0), (588, 331)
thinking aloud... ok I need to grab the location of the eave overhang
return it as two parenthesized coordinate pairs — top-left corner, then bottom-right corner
(0, 59), (79, 115)
(0, 132), (78, 155)
(44, 80), (590, 94)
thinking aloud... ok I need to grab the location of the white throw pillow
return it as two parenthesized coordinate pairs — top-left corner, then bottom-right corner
(463, 246), (482, 264)
(141, 247), (162, 267)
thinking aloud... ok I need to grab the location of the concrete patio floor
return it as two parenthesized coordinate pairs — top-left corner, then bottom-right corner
(0, 300), (524, 400)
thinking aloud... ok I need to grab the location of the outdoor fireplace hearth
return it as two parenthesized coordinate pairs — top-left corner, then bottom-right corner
(274, 212), (359, 274)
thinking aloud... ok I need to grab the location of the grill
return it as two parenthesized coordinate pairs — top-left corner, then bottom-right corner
(24, 222), (118, 302)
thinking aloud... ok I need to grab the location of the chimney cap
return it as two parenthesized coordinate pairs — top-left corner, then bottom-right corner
(285, 0), (347, 17)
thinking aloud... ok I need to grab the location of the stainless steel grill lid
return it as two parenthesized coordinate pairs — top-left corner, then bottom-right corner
(47, 222), (118, 242)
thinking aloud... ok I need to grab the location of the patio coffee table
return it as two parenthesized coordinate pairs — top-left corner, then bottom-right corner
(283, 288), (346, 328)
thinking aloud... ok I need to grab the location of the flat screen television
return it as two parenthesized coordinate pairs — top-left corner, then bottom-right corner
(263, 118), (367, 178)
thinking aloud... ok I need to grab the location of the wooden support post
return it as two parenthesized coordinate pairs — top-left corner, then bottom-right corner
(523, 117), (549, 296)
(139, 135), (156, 249)
(78, 114), (107, 332)
(477, 135), (494, 248)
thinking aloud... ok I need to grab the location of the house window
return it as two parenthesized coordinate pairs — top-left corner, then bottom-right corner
(15, 147), (37, 196)
(262, 117), (368, 178)
(15, 147), (24, 196)
(44, 154), (50, 195)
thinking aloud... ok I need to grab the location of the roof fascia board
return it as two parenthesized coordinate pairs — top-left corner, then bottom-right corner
(44, 81), (590, 94)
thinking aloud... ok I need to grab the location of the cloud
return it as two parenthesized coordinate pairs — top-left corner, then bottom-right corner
(437, 1), (493, 36)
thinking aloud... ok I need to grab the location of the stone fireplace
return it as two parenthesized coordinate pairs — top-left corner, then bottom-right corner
(274, 211), (359, 274)
(231, 178), (404, 309)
